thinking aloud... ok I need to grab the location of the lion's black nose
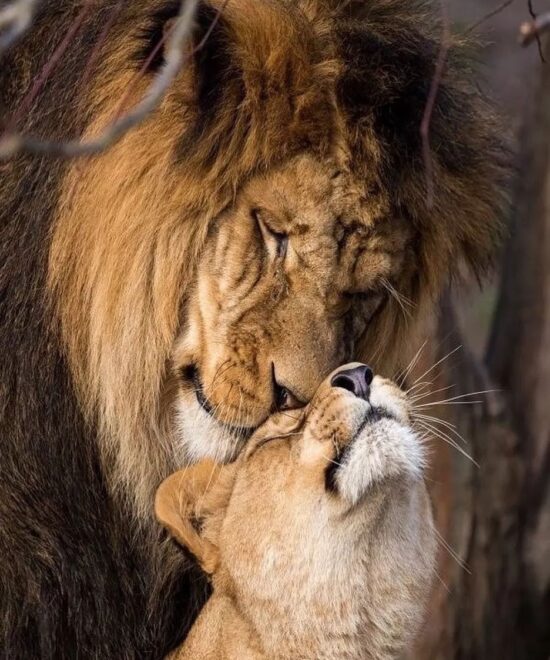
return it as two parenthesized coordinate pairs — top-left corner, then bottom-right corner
(330, 364), (374, 400)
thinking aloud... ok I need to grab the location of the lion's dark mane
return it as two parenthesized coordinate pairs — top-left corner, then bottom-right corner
(0, 1), (507, 658)
(0, 4), (210, 658)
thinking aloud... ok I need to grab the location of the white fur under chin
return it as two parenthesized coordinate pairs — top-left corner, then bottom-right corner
(174, 393), (245, 464)
(337, 420), (425, 506)
(336, 380), (425, 505)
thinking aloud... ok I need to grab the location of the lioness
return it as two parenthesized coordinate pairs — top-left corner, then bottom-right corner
(157, 364), (436, 659)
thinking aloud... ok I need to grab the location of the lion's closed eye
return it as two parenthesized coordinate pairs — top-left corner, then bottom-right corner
(253, 209), (289, 260)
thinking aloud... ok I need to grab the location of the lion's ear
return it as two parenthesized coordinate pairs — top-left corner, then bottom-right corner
(155, 460), (235, 574)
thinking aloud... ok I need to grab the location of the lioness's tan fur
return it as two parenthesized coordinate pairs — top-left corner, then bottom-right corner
(157, 367), (436, 659)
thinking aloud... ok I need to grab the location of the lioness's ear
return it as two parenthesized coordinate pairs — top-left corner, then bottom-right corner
(155, 460), (235, 574)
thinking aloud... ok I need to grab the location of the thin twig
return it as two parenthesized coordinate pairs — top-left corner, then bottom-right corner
(0, 0), (200, 159)
(0, 0), (40, 54)
(526, 0), (546, 62)
(4, 2), (93, 135)
(80, 1), (124, 94)
(113, 0), (227, 122)
(420, 0), (451, 210)
(519, 10), (550, 49)
(465, 0), (517, 35)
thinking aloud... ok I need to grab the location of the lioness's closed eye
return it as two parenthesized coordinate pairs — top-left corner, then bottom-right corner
(156, 364), (437, 660)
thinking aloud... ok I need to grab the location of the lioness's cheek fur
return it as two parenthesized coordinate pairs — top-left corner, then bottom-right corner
(1, 0), (508, 657)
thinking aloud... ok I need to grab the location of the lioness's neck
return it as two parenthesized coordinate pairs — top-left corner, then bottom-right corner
(172, 592), (264, 659)
(172, 590), (370, 660)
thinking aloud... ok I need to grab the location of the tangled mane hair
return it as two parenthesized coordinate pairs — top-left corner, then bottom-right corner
(0, 0), (508, 657)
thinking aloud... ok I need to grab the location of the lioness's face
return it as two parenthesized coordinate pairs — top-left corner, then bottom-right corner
(175, 155), (416, 461)
(156, 365), (435, 656)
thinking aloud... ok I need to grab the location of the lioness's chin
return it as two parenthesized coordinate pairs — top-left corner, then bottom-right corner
(174, 393), (249, 464)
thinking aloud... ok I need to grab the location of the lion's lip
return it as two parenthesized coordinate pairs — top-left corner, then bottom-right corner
(187, 367), (256, 440)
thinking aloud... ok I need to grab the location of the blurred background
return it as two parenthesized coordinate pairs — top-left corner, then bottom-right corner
(409, 2), (550, 658)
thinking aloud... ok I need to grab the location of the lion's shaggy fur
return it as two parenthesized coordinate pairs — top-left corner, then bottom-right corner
(0, 0), (508, 657)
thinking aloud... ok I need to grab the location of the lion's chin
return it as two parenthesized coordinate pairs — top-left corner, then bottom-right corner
(174, 393), (250, 464)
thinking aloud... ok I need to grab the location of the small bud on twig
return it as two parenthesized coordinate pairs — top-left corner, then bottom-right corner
(0, 0), (39, 53)
(519, 12), (550, 48)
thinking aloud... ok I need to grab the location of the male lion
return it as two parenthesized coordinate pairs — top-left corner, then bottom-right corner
(0, 0), (506, 658)
(156, 364), (437, 659)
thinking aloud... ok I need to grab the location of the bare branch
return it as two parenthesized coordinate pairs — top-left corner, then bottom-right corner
(80, 1), (124, 94)
(526, 0), (546, 62)
(519, 11), (550, 47)
(0, 0), (200, 159)
(421, 0), (451, 210)
(465, 0), (516, 35)
(4, 2), (93, 136)
(0, 0), (39, 54)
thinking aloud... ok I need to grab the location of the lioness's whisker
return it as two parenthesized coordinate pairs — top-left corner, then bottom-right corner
(277, 410), (302, 422)
(397, 340), (428, 386)
(413, 388), (497, 408)
(412, 413), (468, 446)
(414, 413), (460, 434)
(433, 568), (452, 594)
(406, 379), (435, 395)
(415, 400), (482, 408)
(409, 345), (462, 389)
(415, 420), (478, 466)
(203, 458), (221, 497)
(409, 384), (455, 402)
(433, 527), (471, 574)
(323, 455), (344, 468)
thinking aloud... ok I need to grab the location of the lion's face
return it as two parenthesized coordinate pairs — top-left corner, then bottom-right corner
(46, 0), (506, 515)
(174, 155), (416, 461)
(156, 365), (435, 656)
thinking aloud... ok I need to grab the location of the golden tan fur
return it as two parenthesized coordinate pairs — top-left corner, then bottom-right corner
(47, 0), (507, 518)
(156, 365), (436, 659)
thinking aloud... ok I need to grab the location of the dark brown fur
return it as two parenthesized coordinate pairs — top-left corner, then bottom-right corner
(0, 1), (508, 658)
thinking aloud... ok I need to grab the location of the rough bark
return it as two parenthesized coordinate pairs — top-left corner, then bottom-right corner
(414, 37), (550, 659)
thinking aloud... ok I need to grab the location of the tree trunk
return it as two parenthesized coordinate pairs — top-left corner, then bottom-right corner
(413, 37), (550, 659)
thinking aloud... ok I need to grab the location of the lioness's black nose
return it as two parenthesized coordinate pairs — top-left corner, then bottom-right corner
(330, 365), (374, 400)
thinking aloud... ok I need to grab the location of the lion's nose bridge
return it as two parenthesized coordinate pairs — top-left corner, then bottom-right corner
(271, 334), (347, 402)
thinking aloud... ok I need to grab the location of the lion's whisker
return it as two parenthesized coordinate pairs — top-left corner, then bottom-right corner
(210, 359), (232, 391)
(381, 278), (414, 323)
